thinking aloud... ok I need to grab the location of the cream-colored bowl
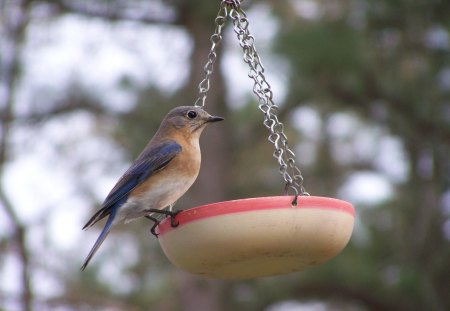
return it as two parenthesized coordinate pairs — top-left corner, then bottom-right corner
(156, 196), (354, 279)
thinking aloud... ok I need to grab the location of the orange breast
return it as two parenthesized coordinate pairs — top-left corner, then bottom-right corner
(131, 137), (201, 198)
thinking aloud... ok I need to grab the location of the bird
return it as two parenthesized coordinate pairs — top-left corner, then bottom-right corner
(81, 106), (224, 270)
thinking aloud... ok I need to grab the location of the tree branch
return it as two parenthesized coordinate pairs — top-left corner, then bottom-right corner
(0, 188), (32, 311)
(0, 100), (110, 124)
(49, 0), (181, 25)
(325, 72), (450, 144)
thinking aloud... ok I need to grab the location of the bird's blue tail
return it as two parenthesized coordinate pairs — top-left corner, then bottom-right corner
(81, 208), (117, 271)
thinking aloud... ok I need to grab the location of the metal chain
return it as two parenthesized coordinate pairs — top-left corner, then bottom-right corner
(228, 1), (309, 202)
(194, 2), (228, 108)
(195, 0), (309, 202)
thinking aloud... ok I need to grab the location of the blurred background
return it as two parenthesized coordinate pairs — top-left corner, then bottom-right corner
(1, 0), (449, 310)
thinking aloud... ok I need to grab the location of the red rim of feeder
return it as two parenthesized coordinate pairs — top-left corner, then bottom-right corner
(156, 196), (354, 235)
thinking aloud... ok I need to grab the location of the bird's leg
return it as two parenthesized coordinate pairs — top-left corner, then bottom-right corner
(168, 201), (178, 212)
(144, 208), (174, 216)
(145, 215), (160, 237)
(144, 209), (181, 228)
(145, 215), (159, 222)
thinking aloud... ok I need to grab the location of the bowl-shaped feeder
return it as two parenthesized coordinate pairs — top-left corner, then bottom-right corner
(156, 196), (354, 279)
(156, 0), (355, 279)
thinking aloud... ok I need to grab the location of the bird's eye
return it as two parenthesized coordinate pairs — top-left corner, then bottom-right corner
(187, 110), (197, 119)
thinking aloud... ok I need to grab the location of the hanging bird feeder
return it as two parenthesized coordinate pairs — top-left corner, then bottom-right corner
(156, 0), (354, 279)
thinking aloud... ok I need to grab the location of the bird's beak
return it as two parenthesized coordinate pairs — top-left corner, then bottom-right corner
(206, 115), (224, 123)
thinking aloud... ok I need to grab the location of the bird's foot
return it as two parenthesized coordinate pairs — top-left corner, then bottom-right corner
(144, 209), (183, 230)
(168, 201), (177, 212)
(169, 210), (182, 228)
(145, 215), (160, 238)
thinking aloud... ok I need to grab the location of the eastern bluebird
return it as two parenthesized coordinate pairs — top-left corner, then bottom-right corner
(81, 106), (223, 270)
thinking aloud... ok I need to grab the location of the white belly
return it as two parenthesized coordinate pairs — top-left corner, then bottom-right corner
(116, 175), (196, 223)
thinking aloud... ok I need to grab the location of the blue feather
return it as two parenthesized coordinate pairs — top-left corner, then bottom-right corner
(83, 141), (181, 230)
(81, 141), (181, 269)
(81, 204), (119, 270)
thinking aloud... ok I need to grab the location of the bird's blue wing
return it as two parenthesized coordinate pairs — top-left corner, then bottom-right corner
(102, 141), (181, 208)
(83, 140), (182, 229)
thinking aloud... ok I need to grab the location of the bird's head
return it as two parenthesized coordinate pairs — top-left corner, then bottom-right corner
(159, 106), (224, 138)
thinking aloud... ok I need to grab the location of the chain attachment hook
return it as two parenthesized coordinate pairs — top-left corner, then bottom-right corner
(223, 0), (242, 8)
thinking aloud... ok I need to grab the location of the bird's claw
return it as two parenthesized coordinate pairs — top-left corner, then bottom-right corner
(144, 209), (182, 232)
(146, 215), (160, 238)
(169, 210), (182, 228)
(150, 223), (159, 238)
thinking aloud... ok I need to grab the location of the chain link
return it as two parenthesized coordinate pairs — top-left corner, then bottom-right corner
(194, 2), (228, 108)
(195, 0), (309, 202)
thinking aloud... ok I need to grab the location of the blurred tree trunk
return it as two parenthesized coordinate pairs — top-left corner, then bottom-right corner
(173, 4), (230, 311)
(0, 1), (33, 310)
